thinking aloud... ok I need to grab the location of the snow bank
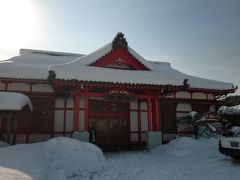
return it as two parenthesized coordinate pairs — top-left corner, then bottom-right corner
(1, 137), (240, 180)
(0, 137), (105, 180)
(44, 137), (105, 180)
(0, 92), (33, 111)
(152, 137), (214, 156)
(218, 105), (240, 116)
(97, 137), (239, 180)
(0, 141), (9, 148)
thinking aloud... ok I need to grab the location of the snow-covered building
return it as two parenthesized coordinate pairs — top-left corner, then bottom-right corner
(0, 33), (236, 147)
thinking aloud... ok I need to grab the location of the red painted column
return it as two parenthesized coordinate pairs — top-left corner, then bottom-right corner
(159, 100), (162, 131)
(84, 89), (89, 131)
(63, 98), (67, 136)
(155, 96), (160, 131)
(74, 92), (80, 131)
(147, 95), (152, 131)
(137, 100), (141, 142)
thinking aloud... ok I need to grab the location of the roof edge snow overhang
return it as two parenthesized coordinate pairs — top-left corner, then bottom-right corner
(0, 92), (33, 112)
(20, 48), (84, 57)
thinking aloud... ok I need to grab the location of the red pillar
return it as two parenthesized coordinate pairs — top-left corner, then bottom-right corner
(84, 89), (89, 131)
(147, 95), (152, 131)
(155, 96), (160, 131)
(137, 100), (141, 142)
(63, 98), (67, 135)
(74, 93), (80, 131)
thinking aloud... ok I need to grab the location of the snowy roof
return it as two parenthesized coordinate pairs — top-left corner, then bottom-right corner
(49, 34), (234, 91)
(218, 105), (240, 117)
(0, 34), (235, 91)
(0, 92), (33, 111)
(0, 49), (84, 79)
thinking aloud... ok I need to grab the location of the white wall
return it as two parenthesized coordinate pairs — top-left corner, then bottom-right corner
(67, 98), (74, 108)
(130, 98), (138, 142)
(176, 91), (191, 99)
(176, 103), (192, 112)
(0, 82), (5, 90)
(54, 110), (64, 132)
(140, 112), (148, 131)
(79, 110), (85, 131)
(55, 98), (64, 108)
(66, 110), (74, 131)
(208, 93), (215, 100)
(32, 84), (53, 92)
(129, 98), (149, 142)
(130, 112), (138, 131)
(2, 82), (54, 93)
(192, 92), (207, 99)
(8, 82), (29, 91)
(130, 98), (137, 110)
(66, 98), (74, 132)
(140, 101), (147, 110)
(176, 103), (193, 132)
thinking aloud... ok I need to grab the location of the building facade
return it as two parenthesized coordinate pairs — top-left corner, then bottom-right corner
(0, 33), (235, 147)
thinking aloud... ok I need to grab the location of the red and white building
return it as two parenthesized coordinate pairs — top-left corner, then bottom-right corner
(0, 33), (236, 148)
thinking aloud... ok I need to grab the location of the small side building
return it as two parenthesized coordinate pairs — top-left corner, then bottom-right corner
(0, 92), (33, 144)
(0, 33), (236, 147)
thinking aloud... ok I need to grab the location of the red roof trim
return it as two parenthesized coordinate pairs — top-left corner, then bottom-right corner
(90, 47), (150, 70)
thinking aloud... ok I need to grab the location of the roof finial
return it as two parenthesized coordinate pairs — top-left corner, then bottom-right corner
(183, 79), (190, 89)
(112, 32), (128, 50)
(48, 70), (56, 82)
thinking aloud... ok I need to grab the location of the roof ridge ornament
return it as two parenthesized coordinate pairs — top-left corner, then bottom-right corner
(48, 70), (56, 82)
(112, 32), (128, 50)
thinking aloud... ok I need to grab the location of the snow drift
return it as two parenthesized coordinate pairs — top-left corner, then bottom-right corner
(0, 137), (105, 180)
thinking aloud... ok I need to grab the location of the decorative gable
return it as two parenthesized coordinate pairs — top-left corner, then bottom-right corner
(90, 33), (150, 71)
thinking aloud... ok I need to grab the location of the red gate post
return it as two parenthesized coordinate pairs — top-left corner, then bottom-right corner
(147, 95), (152, 131)
(84, 88), (89, 131)
(74, 92), (80, 131)
(155, 96), (160, 131)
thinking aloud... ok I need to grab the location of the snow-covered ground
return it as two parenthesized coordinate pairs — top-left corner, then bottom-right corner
(0, 137), (104, 180)
(0, 137), (239, 180)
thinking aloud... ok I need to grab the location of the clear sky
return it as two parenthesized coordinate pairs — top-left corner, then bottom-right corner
(0, 0), (239, 94)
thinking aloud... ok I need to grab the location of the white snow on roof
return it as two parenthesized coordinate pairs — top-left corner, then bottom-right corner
(0, 92), (33, 111)
(0, 44), (234, 90)
(49, 43), (233, 90)
(218, 105), (240, 116)
(0, 49), (83, 79)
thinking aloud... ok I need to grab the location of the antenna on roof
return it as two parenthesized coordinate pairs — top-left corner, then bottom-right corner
(112, 32), (128, 50)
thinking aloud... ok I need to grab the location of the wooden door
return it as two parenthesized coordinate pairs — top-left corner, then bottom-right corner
(89, 100), (129, 146)
(160, 102), (177, 133)
(16, 95), (54, 134)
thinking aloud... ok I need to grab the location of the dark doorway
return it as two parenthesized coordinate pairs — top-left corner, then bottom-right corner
(89, 99), (130, 147)
(160, 102), (177, 142)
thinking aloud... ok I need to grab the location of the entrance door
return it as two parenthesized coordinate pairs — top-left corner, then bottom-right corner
(160, 102), (177, 142)
(89, 100), (129, 147)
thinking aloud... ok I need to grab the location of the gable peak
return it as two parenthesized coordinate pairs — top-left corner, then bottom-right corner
(112, 32), (128, 50)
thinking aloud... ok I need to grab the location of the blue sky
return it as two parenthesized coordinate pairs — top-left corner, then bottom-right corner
(0, 0), (239, 94)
